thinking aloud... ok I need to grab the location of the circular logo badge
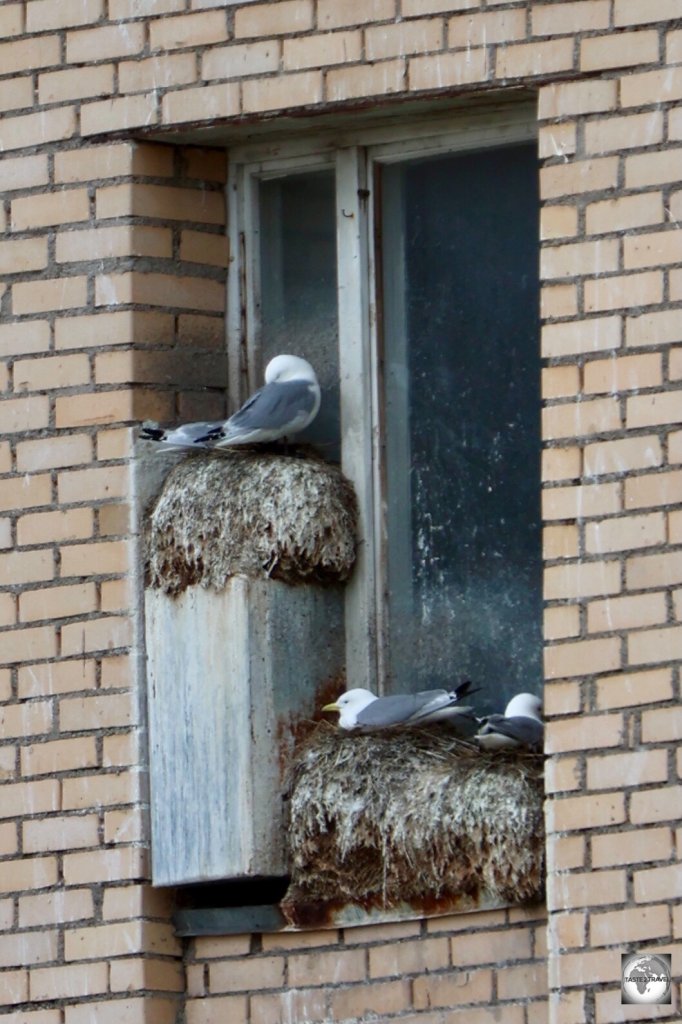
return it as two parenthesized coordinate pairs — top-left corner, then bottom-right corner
(621, 953), (672, 1005)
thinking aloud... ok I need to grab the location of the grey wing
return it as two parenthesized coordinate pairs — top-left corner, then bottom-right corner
(356, 694), (423, 728)
(226, 380), (317, 435)
(488, 715), (543, 748)
(144, 419), (227, 449)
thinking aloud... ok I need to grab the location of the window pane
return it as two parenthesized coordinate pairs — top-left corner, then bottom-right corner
(259, 170), (340, 460)
(380, 143), (541, 712)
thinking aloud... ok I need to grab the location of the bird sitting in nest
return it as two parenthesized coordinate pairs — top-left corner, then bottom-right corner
(139, 354), (320, 451)
(322, 680), (479, 735)
(475, 692), (543, 751)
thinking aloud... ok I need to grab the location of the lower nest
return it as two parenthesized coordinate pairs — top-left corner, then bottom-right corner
(281, 725), (545, 925)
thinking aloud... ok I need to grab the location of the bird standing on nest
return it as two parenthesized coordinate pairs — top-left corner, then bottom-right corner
(139, 354), (321, 451)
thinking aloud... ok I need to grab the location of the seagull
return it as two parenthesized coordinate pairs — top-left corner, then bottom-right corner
(475, 692), (543, 751)
(322, 680), (479, 732)
(139, 354), (320, 450)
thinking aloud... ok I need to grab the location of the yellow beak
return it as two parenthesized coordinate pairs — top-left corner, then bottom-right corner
(321, 702), (340, 712)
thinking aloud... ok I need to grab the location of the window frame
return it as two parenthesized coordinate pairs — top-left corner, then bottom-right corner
(226, 103), (538, 696)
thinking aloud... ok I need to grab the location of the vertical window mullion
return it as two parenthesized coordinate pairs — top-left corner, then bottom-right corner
(336, 146), (379, 694)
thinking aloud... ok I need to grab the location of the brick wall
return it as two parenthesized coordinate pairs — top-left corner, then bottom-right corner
(0, 1), (680, 1022)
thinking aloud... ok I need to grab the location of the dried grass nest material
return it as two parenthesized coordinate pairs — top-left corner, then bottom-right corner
(145, 449), (358, 595)
(282, 725), (544, 924)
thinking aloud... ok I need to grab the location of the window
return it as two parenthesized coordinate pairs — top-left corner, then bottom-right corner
(227, 104), (541, 714)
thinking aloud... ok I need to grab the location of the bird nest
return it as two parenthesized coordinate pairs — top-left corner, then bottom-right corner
(281, 724), (544, 926)
(145, 449), (357, 595)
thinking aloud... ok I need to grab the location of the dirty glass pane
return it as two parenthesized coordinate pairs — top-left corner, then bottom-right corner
(380, 143), (541, 713)
(259, 170), (340, 461)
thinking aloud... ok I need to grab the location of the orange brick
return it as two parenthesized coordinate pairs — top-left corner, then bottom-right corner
(249, 989), (327, 1024)
(119, 52), (197, 93)
(66, 22), (146, 62)
(547, 835), (585, 872)
(586, 111), (664, 156)
(545, 710), (623, 749)
(543, 397), (621, 440)
(544, 680), (582, 715)
(626, 147), (682, 188)
(627, 550), (682, 590)
(242, 70), (323, 111)
(553, 947), (621, 988)
(17, 435), (93, 473)
(542, 446), (581, 483)
(449, 9), (524, 47)
(449, 927), (531, 967)
(584, 434), (662, 477)
(30, 961), (108, 1002)
(57, 225), (172, 263)
(369, 936), (449, 978)
(542, 483), (620, 521)
(544, 643), (618, 684)
(57, 465), (128, 504)
(625, 469), (682, 510)
(27, 0), (103, 29)
(541, 283), (578, 318)
(24, 814), (100, 854)
(235, 0), (313, 37)
(584, 271), (663, 314)
(0, 624), (57, 666)
(590, 904), (669, 947)
(552, 911), (586, 950)
(20, 583), (97, 623)
(95, 271), (224, 312)
(496, 38), (574, 78)
(631, 785), (682, 825)
(547, 792), (626, 832)
(539, 124), (577, 161)
(592, 826), (672, 867)
(627, 391), (682, 429)
(585, 512), (666, 553)
(55, 390), (134, 428)
(545, 753), (581, 792)
(284, 29), (361, 68)
(0, 550), (54, 588)
(625, 308), (682, 348)
(38, 64), (115, 105)
(55, 141), (173, 183)
(671, 431), (682, 464)
(14, 354), (91, 392)
(209, 956), (284, 993)
(81, 94), (158, 135)
(262, 929), (341, 951)
(202, 40), (280, 80)
(0, 321), (51, 358)
(0, 3), (23, 36)
(540, 157), (619, 200)
(413, 967), (493, 1008)
(580, 29), (659, 71)
(150, 9), (228, 50)
(109, 956), (184, 993)
(161, 81), (240, 123)
(588, 748), (669, 792)
(541, 316), (620, 358)
(0, 153), (49, 192)
(670, 267), (682, 301)
(329, 980), (411, 1020)
(0, 35), (61, 76)
(0, 77), (35, 114)
(635, 864), (682, 904)
(56, 310), (172, 350)
(0, 395), (50, 433)
(0, 106), (74, 153)
(622, 65), (682, 109)
(540, 205), (579, 241)
(98, 504), (131, 537)
(96, 428), (133, 461)
(11, 189), (90, 231)
(533, 1), (610, 36)
(17, 508), (93, 547)
(543, 240), (619, 284)
(0, 474), (52, 513)
(629, 625), (682, 667)
(0, 701), (52, 739)
(60, 616), (132, 657)
(616, 0), (681, 23)
(550, 869), (626, 911)
(186, 997), (248, 1024)
(65, 997), (177, 1024)
(179, 230), (229, 268)
(641, 705), (682, 744)
(288, 948), (365, 986)
(59, 691), (135, 732)
(13, 276), (87, 315)
(22, 736), (97, 777)
(0, 237), (48, 275)
(409, 48), (488, 90)
(0, 850), (58, 893)
(0, 929), (58, 969)
(367, 18), (442, 59)
(587, 592), (667, 633)
(0, 966), (26, 1005)
(545, 561), (621, 601)
(584, 354), (662, 396)
(625, 228), (682, 270)
(541, 366), (580, 399)
(18, 658), (96, 698)
(586, 192), (663, 235)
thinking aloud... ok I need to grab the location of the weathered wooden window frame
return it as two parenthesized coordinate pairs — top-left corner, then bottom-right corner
(226, 104), (537, 696)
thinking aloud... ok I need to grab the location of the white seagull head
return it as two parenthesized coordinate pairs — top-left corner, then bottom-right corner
(322, 688), (376, 730)
(265, 354), (318, 386)
(504, 692), (542, 721)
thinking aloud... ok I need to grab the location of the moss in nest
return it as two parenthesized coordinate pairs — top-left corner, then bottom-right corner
(145, 450), (357, 595)
(281, 725), (544, 925)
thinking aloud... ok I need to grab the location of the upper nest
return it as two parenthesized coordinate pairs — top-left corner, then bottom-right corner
(281, 725), (544, 926)
(145, 450), (358, 595)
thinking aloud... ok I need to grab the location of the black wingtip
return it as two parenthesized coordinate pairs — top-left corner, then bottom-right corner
(139, 426), (165, 442)
(455, 679), (481, 700)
